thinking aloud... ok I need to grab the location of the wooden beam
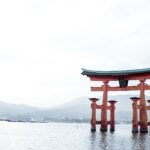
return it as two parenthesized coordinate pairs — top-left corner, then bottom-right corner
(147, 106), (150, 110)
(90, 74), (150, 81)
(96, 105), (102, 109)
(96, 105), (111, 110)
(137, 122), (150, 126)
(91, 85), (150, 92)
(96, 121), (111, 124)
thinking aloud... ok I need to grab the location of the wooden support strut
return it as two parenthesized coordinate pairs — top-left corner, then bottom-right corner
(96, 105), (111, 110)
(139, 80), (148, 133)
(130, 97), (140, 133)
(89, 98), (99, 131)
(147, 106), (150, 110)
(108, 100), (117, 132)
(147, 100), (150, 126)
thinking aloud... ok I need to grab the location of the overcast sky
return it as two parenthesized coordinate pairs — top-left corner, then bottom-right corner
(0, 0), (150, 107)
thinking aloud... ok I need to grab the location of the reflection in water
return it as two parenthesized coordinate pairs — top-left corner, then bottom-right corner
(90, 130), (116, 150)
(131, 133), (139, 149)
(131, 133), (149, 150)
(89, 125), (150, 150)
(90, 132), (97, 150)
(99, 132), (108, 150)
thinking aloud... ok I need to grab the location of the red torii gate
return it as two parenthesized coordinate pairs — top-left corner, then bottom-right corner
(82, 68), (150, 133)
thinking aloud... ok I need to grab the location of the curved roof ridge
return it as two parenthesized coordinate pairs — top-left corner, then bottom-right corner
(82, 68), (150, 76)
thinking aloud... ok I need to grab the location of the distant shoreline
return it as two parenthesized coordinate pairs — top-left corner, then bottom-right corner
(0, 120), (132, 124)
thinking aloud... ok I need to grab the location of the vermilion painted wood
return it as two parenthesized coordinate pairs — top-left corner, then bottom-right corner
(100, 81), (108, 131)
(96, 105), (111, 110)
(146, 106), (150, 110)
(91, 85), (150, 92)
(108, 101), (117, 131)
(96, 105), (102, 109)
(91, 100), (97, 131)
(139, 80), (148, 133)
(131, 98), (139, 133)
(89, 74), (150, 81)
(96, 121), (111, 124)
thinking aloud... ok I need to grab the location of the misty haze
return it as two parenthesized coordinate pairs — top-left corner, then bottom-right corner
(0, 0), (150, 150)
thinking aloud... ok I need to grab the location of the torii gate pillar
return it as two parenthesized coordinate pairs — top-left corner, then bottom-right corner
(139, 80), (148, 133)
(100, 81), (108, 131)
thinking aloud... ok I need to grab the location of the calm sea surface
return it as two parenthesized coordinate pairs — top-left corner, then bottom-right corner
(0, 122), (150, 150)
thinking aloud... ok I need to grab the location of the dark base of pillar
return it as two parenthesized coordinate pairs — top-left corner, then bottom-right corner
(91, 128), (96, 132)
(140, 128), (148, 133)
(132, 128), (138, 133)
(100, 128), (107, 132)
(110, 128), (115, 132)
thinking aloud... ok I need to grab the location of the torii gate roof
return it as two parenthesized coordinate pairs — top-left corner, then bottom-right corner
(82, 68), (150, 77)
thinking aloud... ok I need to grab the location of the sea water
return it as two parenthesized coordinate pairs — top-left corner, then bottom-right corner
(0, 122), (149, 150)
